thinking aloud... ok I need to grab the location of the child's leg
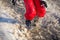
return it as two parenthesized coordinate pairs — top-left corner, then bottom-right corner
(32, 0), (46, 26)
(24, 0), (36, 27)
(24, 0), (36, 20)
(33, 0), (46, 18)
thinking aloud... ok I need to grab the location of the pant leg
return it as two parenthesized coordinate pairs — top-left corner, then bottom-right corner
(33, 0), (46, 18)
(37, 6), (46, 17)
(24, 0), (36, 20)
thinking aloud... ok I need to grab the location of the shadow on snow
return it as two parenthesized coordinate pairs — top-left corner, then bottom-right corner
(0, 17), (20, 24)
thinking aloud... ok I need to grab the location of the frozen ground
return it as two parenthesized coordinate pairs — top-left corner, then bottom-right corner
(0, 0), (60, 40)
